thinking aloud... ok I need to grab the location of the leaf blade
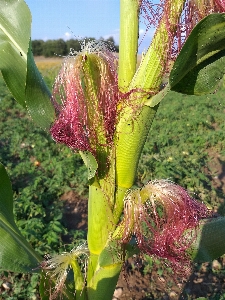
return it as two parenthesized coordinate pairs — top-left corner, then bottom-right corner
(25, 41), (55, 130)
(79, 151), (98, 180)
(0, 0), (31, 107)
(169, 13), (225, 95)
(190, 218), (225, 262)
(0, 163), (41, 272)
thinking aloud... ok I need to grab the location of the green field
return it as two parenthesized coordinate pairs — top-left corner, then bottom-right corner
(1, 63), (225, 299)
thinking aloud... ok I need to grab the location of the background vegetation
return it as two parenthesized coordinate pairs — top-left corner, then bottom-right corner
(31, 37), (119, 57)
(1, 59), (225, 299)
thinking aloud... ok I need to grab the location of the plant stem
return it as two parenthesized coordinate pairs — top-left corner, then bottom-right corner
(115, 105), (158, 189)
(86, 179), (123, 300)
(118, 0), (140, 91)
(114, 0), (187, 214)
(87, 183), (114, 255)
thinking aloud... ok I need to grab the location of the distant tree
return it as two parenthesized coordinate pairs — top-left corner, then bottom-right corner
(105, 36), (119, 52)
(32, 39), (44, 56)
(66, 39), (81, 54)
(54, 39), (67, 56)
(42, 39), (67, 57)
(42, 40), (55, 57)
(81, 37), (119, 52)
(31, 37), (119, 58)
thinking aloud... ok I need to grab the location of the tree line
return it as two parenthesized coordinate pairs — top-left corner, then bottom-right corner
(31, 37), (119, 57)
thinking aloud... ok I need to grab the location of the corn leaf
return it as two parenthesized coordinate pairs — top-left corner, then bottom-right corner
(170, 13), (225, 95)
(193, 218), (225, 262)
(0, 163), (41, 272)
(25, 41), (55, 130)
(0, 0), (31, 107)
(79, 151), (98, 180)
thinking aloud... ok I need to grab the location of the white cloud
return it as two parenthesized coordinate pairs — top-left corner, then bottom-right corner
(103, 29), (119, 44)
(63, 32), (72, 40)
(139, 28), (146, 35)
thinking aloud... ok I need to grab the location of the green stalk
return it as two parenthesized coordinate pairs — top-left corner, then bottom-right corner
(114, 0), (186, 215)
(87, 182), (118, 299)
(85, 0), (140, 290)
(115, 105), (157, 189)
(87, 1), (187, 299)
(118, 0), (140, 91)
(87, 180), (122, 300)
(86, 2), (140, 293)
(87, 182), (114, 255)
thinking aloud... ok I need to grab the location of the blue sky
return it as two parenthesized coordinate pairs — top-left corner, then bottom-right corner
(25, 0), (156, 53)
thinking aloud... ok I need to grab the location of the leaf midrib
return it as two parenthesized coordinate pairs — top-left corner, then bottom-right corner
(0, 23), (27, 59)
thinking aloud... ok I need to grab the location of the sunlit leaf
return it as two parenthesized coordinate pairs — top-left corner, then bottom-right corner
(0, 0), (31, 107)
(193, 217), (225, 262)
(25, 41), (55, 130)
(170, 13), (225, 95)
(144, 84), (170, 107)
(0, 163), (41, 272)
(79, 151), (98, 180)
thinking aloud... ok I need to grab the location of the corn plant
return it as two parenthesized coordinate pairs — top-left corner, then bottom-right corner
(1, 0), (225, 299)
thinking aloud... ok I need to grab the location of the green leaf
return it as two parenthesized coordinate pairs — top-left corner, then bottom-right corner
(0, 163), (41, 272)
(144, 84), (170, 107)
(170, 13), (225, 95)
(0, 0), (31, 107)
(25, 41), (55, 130)
(193, 217), (225, 262)
(79, 151), (98, 180)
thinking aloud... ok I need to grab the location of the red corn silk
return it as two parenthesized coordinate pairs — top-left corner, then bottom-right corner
(50, 41), (119, 158)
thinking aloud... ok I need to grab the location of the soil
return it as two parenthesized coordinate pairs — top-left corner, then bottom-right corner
(60, 191), (88, 231)
(60, 181), (225, 300)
